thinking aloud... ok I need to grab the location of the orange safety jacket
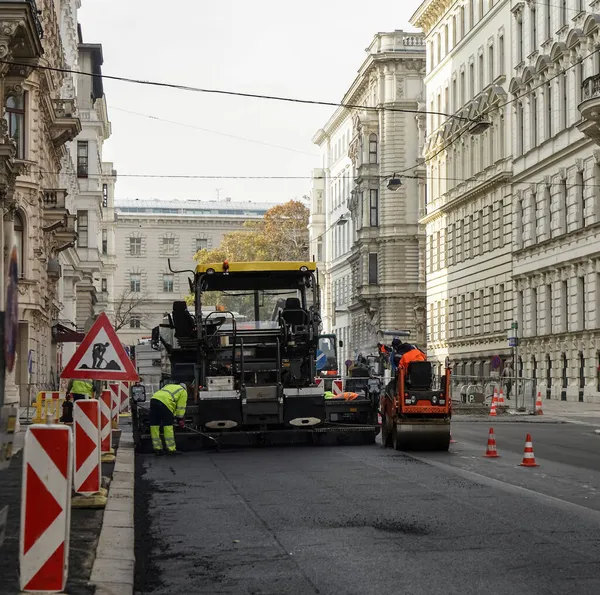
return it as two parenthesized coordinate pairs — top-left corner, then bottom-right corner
(399, 348), (427, 370)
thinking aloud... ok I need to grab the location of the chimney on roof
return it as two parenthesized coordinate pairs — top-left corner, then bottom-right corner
(225, 197), (231, 202)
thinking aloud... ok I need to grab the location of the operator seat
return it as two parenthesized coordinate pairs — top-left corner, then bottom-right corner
(281, 298), (308, 327)
(405, 361), (432, 390)
(172, 301), (196, 339)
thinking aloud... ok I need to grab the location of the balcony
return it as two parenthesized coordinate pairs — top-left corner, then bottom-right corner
(50, 98), (81, 148)
(0, 1), (44, 73)
(43, 189), (77, 244)
(578, 75), (600, 144)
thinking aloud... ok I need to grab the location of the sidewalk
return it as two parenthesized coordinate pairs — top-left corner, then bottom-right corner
(0, 428), (120, 595)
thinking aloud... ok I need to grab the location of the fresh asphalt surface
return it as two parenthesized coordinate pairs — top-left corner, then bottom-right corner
(135, 423), (600, 595)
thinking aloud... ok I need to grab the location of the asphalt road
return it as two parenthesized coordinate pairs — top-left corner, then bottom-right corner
(135, 424), (600, 595)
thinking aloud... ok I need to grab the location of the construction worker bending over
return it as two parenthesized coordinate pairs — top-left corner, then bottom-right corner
(67, 379), (94, 402)
(150, 382), (190, 456)
(394, 341), (427, 371)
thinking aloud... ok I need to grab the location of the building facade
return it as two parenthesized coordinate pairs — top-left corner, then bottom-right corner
(411, 0), (515, 379)
(309, 30), (427, 367)
(112, 199), (270, 346)
(413, 0), (600, 402)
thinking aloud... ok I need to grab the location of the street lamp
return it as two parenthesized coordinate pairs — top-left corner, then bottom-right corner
(387, 174), (402, 191)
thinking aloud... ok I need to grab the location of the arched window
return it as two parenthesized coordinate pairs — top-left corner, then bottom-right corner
(5, 95), (25, 159)
(14, 212), (24, 277)
(368, 134), (378, 164)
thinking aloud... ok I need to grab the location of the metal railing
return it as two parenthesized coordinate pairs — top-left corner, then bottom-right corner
(450, 374), (536, 412)
(26, 0), (44, 39)
(582, 74), (600, 101)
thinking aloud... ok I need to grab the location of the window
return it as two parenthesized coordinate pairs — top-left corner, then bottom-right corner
(546, 0), (551, 39)
(532, 93), (538, 147)
(196, 238), (208, 251)
(578, 277), (586, 331)
(163, 273), (174, 293)
(531, 288), (538, 337)
(369, 134), (378, 163)
(452, 78), (457, 111)
(77, 210), (88, 248)
(368, 253), (378, 285)
(317, 238), (323, 262)
(130, 315), (141, 329)
(546, 81), (553, 139)
(369, 189), (379, 227)
(478, 0), (483, 21)
(517, 102), (524, 155)
(578, 60), (585, 103)
(561, 0), (567, 27)
(499, 35), (504, 75)
(469, 0), (474, 29)
(479, 53), (484, 91)
(5, 94), (25, 159)
(531, 7), (537, 51)
(14, 212), (24, 274)
(452, 16), (457, 47)
(577, 169), (585, 227)
(460, 6), (465, 39)
(129, 237), (141, 256)
(444, 24), (449, 55)
(469, 63), (475, 97)
(488, 44), (494, 83)
(561, 280), (568, 332)
(102, 229), (108, 255)
(517, 17), (523, 63)
(101, 278), (107, 293)
(102, 184), (108, 208)
(460, 70), (466, 105)
(545, 285), (552, 334)
(436, 33), (441, 64)
(130, 273), (141, 293)
(562, 71), (568, 129)
(162, 237), (175, 255)
(77, 141), (88, 178)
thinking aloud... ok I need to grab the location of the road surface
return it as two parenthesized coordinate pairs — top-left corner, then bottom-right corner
(135, 423), (600, 595)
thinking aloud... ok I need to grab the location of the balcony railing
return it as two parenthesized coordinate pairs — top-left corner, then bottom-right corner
(582, 74), (600, 102)
(403, 35), (425, 46)
(25, 0), (43, 39)
(43, 189), (67, 209)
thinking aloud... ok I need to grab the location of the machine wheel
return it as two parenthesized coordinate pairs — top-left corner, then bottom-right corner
(381, 415), (393, 448)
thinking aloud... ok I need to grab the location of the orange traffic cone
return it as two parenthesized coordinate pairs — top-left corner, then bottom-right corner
(535, 393), (543, 415)
(484, 427), (499, 458)
(489, 394), (497, 417)
(519, 434), (539, 467)
(498, 388), (505, 406)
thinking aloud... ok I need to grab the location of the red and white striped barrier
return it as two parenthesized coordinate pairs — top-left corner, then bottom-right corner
(314, 378), (323, 388)
(332, 379), (344, 397)
(99, 390), (112, 454)
(20, 425), (72, 592)
(109, 383), (120, 428)
(73, 400), (101, 495)
(120, 381), (130, 413)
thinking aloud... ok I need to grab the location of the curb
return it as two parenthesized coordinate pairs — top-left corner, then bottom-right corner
(90, 425), (135, 595)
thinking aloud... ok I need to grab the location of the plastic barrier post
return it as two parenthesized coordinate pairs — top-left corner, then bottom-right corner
(99, 390), (115, 462)
(20, 424), (72, 592)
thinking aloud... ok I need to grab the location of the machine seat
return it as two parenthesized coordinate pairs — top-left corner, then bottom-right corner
(406, 361), (432, 390)
(172, 301), (196, 339)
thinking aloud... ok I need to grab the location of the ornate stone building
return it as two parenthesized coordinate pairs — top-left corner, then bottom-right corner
(310, 30), (427, 363)
(0, 1), (85, 410)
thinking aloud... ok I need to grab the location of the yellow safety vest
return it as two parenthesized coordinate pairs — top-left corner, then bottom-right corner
(71, 380), (93, 395)
(152, 384), (188, 417)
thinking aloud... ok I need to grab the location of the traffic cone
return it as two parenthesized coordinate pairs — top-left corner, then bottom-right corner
(519, 434), (539, 467)
(484, 427), (499, 458)
(535, 392), (543, 415)
(489, 394), (497, 417)
(498, 388), (505, 406)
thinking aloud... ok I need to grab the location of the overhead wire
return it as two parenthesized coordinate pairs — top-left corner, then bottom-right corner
(0, 59), (476, 123)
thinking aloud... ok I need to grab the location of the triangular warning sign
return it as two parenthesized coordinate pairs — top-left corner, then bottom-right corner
(61, 313), (139, 381)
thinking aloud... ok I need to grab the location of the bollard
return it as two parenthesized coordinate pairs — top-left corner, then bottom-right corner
(119, 381), (131, 415)
(99, 390), (115, 462)
(72, 400), (107, 508)
(109, 383), (120, 429)
(20, 424), (72, 592)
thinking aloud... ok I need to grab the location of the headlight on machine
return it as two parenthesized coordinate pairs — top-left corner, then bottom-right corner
(411, 396), (417, 405)
(432, 396), (438, 405)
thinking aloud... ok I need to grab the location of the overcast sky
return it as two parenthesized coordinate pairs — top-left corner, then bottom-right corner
(77, 0), (422, 205)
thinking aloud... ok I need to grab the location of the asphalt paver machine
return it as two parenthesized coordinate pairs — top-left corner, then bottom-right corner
(131, 261), (379, 449)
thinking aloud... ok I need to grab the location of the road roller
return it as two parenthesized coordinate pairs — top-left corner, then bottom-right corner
(380, 360), (451, 451)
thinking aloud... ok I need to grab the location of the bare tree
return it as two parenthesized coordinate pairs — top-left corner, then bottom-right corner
(112, 288), (151, 331)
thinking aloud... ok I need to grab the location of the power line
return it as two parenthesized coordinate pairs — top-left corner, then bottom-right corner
(0, 58), (476, 123)
(111, 106), (319, 156)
